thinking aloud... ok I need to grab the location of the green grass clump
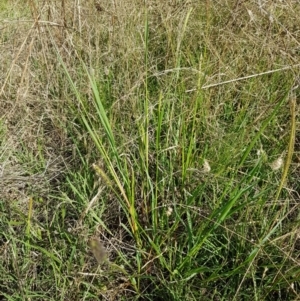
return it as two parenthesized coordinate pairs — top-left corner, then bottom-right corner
(0, 1), (299, 300)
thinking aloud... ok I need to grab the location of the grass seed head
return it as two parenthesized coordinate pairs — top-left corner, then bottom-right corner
(270, 156), (283, 171)
(89, 238), (107, 264)
(202, 159), (211, 173)
(166, 207), (173, 217)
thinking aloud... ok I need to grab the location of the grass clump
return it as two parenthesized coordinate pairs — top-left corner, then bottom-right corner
(0, 1), (299, 300)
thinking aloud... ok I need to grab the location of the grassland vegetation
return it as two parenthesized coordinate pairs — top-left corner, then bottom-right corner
(0, 0), (299, 300)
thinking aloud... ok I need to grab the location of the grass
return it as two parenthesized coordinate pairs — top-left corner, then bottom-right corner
(0, 1), (300, 300)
